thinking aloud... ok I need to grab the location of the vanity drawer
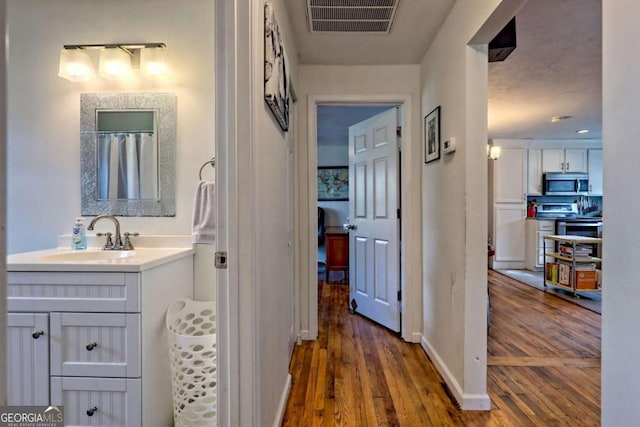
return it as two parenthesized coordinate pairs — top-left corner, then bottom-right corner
(50, 313), (141, 378)
(7, 272), (140, 313)
(51, 377), (141, 427)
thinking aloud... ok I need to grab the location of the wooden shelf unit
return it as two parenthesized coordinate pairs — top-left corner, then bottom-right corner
(543, 234), (602, 297)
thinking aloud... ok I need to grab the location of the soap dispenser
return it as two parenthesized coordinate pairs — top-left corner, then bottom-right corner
(71, 217), (87, 250)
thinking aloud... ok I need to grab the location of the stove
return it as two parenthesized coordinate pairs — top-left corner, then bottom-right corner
(535, 202), (578, 218)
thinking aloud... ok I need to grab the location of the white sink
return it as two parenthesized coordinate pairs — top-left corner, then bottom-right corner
(8, 246), (194, 272)
(39, 250), (136, 262)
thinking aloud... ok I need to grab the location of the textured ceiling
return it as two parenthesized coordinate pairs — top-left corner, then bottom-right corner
(488, 0), (602, 140)
(286, 0), (602, 141)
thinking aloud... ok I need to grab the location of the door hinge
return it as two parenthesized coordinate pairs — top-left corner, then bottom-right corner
(397, 208), (401, 219)
(397, 290), (402, 301)
(396, 126), (402, 137)
(215, 251), (228, 269)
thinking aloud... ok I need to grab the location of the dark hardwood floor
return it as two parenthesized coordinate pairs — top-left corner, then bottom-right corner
(282, 270), (601, 426)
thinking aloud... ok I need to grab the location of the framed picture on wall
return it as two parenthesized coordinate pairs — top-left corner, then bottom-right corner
(318, 166), (349, 201)
(264, 3), (289, 131)
(424, 106), (441, 163)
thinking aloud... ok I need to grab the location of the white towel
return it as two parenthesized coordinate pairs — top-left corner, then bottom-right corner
(192, 180), (216, 244)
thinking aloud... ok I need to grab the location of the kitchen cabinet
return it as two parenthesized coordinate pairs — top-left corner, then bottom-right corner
(492, 146), (527, 269)
(525, 219), (555, 271)
(493, 204), (526, 267)
(527, 148), (543, 195)
(495, 147), (527, 203)
(588, 149), (603, 195)
(6, 254), (193, 426)
(542, 148), (587, 173)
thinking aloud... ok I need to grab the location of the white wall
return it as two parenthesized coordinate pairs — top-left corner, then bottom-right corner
(419, 0), (523, 410)
(6, 0), (214, 254)
(602, 2), (640, 425)
(297, 65), (422, 342)
(250, 1), (299, 425)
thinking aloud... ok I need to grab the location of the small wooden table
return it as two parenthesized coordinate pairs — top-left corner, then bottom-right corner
(325, 226), (349, 283)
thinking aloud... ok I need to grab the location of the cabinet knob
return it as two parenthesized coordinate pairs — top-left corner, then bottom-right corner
(86, 342), (98, 351)
(86, 407), (98, 417)
(32, 330), (45, 339)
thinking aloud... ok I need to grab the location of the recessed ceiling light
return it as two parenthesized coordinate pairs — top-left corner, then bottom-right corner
(576, 129), (590, 134)
(551, 115), (572, 122)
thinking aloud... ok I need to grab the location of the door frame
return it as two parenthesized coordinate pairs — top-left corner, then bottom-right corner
(304, 94), (420, 342)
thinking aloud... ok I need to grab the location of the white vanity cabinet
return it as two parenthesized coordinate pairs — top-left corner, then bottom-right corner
(6, 249), (194, 427)
(6, 313), (50, 405)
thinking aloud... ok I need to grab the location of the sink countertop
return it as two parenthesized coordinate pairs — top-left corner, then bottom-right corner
(7, 246), (195, 272)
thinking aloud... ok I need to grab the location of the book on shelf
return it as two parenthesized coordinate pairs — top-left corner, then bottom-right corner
(545, 261), (599, 289)
(558, 244), (592, 258)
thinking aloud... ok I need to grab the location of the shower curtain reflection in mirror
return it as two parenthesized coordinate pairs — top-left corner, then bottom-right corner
(96, 132), (158, 200)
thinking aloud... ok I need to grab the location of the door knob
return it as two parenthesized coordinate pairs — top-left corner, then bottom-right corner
(32, 331), (45, 339)
(344, 223), (357, 231)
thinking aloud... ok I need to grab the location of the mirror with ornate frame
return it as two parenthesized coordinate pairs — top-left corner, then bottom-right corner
(80, 92), (176, 216)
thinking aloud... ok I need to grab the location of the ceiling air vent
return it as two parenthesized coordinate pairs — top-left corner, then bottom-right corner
(306, 0), (400, 34)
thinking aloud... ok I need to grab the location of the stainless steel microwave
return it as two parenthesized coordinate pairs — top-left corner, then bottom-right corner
(542, 173), (589, 196)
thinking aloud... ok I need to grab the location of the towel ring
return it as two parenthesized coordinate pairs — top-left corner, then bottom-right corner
(199, 157), (215, 180)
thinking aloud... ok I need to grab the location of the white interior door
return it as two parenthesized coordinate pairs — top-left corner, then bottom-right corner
(347, 108), (400, 332)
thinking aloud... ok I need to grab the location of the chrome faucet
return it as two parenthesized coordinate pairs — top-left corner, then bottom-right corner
(87, 214), (124, 250)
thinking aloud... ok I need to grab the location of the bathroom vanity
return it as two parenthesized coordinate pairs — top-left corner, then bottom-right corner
(6, 246), (194, 427)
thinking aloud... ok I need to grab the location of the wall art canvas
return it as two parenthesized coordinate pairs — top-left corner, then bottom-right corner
(318, 166), (349, 201)
(424, 106), (441, 163)
(264, 3), (289, 131)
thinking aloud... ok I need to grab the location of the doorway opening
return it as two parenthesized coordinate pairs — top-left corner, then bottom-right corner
(305, 94), (416, 341)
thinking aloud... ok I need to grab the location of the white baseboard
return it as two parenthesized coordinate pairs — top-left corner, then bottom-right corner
(299, 329), (317, 341)
(491, 260), (525, 270)
(407, 332), (422, 343)
(420, 336), (491, 411)
(273, 374), (292, 427)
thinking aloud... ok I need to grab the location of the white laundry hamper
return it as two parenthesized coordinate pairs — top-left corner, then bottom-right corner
(166, 298), (217, 427)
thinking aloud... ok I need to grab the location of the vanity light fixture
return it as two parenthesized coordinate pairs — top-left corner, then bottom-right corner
(98, 47), (132, 79)
(58, 43), (168, 82)
(98, 46), (132, 79)
(487, 144), (501, 160)
(58, 48), (96, 81)
(140, 46), (169, 76)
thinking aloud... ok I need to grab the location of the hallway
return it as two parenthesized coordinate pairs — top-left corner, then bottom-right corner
(282, 271), (600, 426)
